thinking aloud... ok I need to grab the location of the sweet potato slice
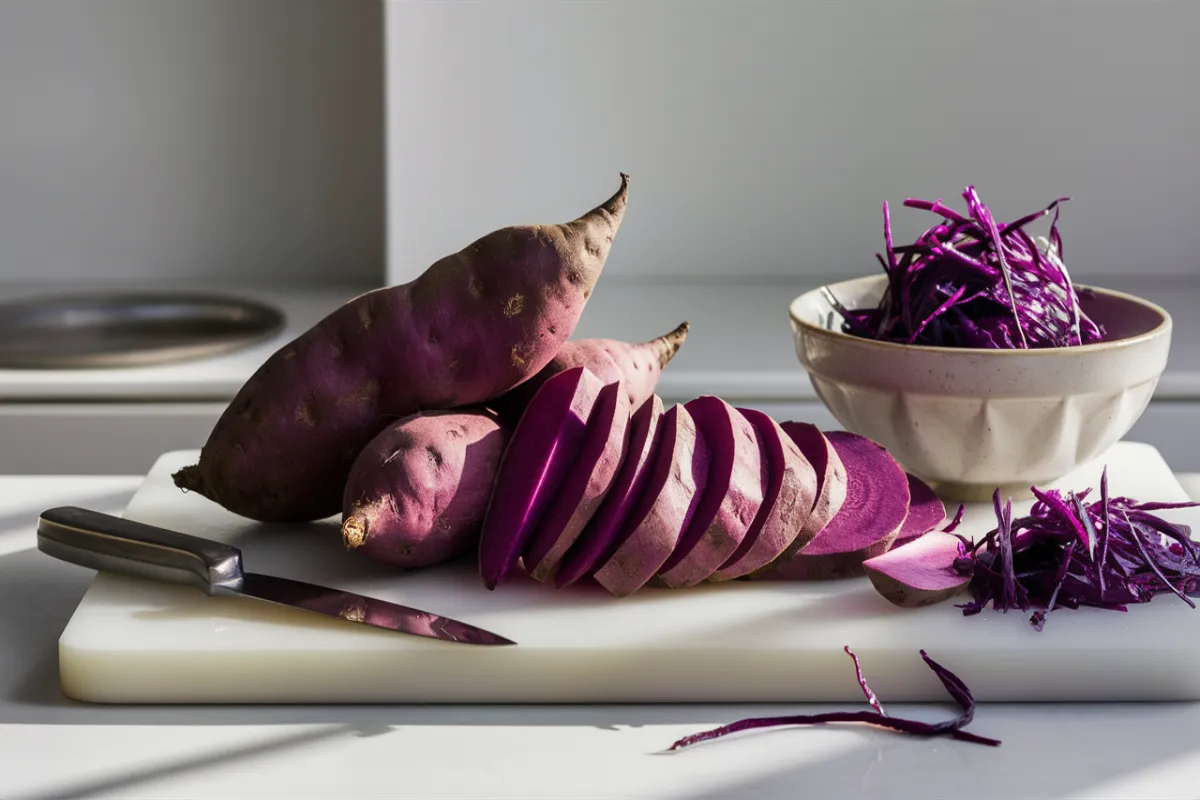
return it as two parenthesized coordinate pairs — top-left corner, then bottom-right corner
(478, 367), (603, 589)
(554, 395), (664, 588)
(340, 409), (509, 569)
(655, 397), (764, 588)
(173, 174), (629, 523)
(708, 409), (818, 581)
(864, 532), (970, 607)
(593, 404), (706, 598)
(755, 431), (910, 580)
(781, 421), (848, 539)
(890, 473), (947, 549)
(523, 380), (632, 582)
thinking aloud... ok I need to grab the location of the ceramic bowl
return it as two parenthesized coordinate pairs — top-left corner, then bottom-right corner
(789, 275), (1172, 501)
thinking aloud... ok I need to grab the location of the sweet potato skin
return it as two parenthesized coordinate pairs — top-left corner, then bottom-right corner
(655, 397), (764, 588)
(174, 174), (629, 523)
(755, 431), (910, 580)
(523, 380), (632, 583)
(553, 394), (666, 588)
(593, 404), (707, 598)
(708, 409), (817, 581)
(341, 409), (508, 569)
(864, 532), (969, 607)
(493, 321), (688, 421)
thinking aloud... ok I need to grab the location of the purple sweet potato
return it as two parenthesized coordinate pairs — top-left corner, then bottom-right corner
(780, 421), (848, 539)
(708, 409), (818, 582)
(478, 367), (604, 589)
(593, 403), (707, 598)
(756, 431), (910, 581)
(655, 397), (765, 588)
(523, 380), (632, 582)
(554, 395), (665, 588)
(890, 473), (947, 549)
(340, 409), (509, 569)
(863, 532), (970, 607)
(172, 174), (630, 523)
(493, 322), (688, 421)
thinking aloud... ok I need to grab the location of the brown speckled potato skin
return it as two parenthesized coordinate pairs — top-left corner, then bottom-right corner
(492, 321), (689, 421)
(339, 409), (509, 570)
(174, 174), (629, 523)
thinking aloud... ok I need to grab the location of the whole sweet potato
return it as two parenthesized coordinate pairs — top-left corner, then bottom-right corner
(174, 174), (630, 523)
(492, 321), (689, 421)
(340, 409), (509, 569)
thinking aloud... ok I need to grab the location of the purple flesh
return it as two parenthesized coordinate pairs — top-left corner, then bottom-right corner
(757, 431), (909, 580)
(802, 432), (910, 556)
(780, 421), (848, 540)
(593, 404), (708, 597)
(477, 367), (602, 589)
(656, 397), (764, 588)
(890, 473), (947, 548)
(554, 395), (664, 588)
(709, 409), (817, 581)
(864, 532), (971, 607)
(523, 380), (632, 582)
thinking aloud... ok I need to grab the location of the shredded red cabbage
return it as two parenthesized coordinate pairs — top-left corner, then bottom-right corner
(666, 647), (1000, 751)
(955, 469), (1200, 630)
(834, 186), (1104, 349)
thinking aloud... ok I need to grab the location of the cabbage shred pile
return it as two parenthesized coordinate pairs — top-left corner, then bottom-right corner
(836, 186), (1105, 348)
(954, 470), (1200, 630)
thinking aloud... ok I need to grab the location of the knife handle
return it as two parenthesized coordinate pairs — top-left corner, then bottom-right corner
(37, 506), (245, 594)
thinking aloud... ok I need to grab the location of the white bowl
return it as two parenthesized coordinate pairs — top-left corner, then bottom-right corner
(789, 275), (1172, 501)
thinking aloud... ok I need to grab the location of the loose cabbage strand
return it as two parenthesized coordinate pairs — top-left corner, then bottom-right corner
(838, 187), (1104, 349)
(957, 469), (1200, 629)
(666, 647), (1000, 751)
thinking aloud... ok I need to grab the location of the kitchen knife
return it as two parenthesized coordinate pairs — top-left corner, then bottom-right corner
(37, 506), (515, 646)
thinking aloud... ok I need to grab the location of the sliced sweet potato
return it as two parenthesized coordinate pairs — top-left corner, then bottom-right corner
(708, 409), (818, 581)
(863, 531), (970, 607)
(523, 380), (632, 582)
(655, 397), (764, 588)
(890, 473), (947, 549)
(781, 421), (848, 539)
(340, 409), (508, 569)
(553, 395), (664, 588)
(478, 367), (603, 589)
(755, 431), (910, 580)
(593, 403), (706, 598)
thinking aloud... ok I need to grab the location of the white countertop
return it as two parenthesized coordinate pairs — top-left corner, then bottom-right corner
(2, 274), (1199, 403)
(4, 471), (1200, 800)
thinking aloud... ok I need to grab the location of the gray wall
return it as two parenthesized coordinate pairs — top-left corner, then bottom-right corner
(386, 0), (1200, 282)
(0, 0), (384, 287)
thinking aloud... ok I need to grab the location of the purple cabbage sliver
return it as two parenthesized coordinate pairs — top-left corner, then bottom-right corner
(666, 647), (1000, 751)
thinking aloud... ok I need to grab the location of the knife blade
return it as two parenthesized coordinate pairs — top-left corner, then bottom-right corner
(37, 506), (515, 646)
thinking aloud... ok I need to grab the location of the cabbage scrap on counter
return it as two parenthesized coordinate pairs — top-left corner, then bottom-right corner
(833, 186), (1105, 348)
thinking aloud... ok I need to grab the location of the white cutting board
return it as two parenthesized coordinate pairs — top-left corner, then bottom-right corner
(58, 442), (1200, 704)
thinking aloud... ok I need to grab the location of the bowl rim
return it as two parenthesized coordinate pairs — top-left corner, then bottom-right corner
(789, 274), (1173, 357)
